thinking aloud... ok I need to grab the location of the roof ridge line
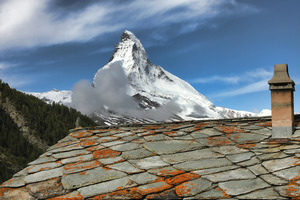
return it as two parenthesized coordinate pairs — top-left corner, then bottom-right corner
(69, 115), (273, 133)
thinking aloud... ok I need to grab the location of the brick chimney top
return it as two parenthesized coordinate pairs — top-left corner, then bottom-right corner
(268, 64), (295, 90)
(268, 64), (295, 139)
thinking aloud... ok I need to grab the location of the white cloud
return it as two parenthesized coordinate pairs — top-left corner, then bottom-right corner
(0, 62), (29, 87)
(0, 0), (257, 51)
(193, 75), (240, 84)
(191, 67), (273, 98)
(212, 79), (269, 97)
(0, 62), (11, 70)
(191, 67), (272, 84)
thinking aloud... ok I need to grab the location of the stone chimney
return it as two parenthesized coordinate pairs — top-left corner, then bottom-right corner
(268, 64), (295, 139)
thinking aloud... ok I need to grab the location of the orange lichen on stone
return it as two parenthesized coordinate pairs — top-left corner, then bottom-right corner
(164, 131), (176, 136)
(26, 177), (66, 199)
(175, 184), (190, 197)
(146, 189), (179, 199)
(206, 136), (233, 146)
(194, 123), (209, 131)
(225, 133), (241, 141)
(47, 191), (84, 200)
(144, 125), (165, 130)
(216, 187), (231, 198)
(142, 130), (156, 136)
(256, 121), (272, 127)
(79, 135), (96, 142)
(51, 141), (78, 150)
(157, 168), (185, 177)
(88, 187), (142, 199)
(285, 172), (300, 198)
(70, 131), (93, 139)
(137, 182), (172, 196)
(80, 140), (98, 147)
(0, 187), (33, 199)
(86, 145), (103, 152)
(237, 143), (257, 149)
(218, 125), (243, 134)
(168, 124), (182, 129)
(92, 149), (121, 159)
(165, 172), (200, 185)
(64, 160), (101, 172)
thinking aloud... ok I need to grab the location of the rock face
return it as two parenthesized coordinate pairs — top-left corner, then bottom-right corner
(0, 93), (49, 151)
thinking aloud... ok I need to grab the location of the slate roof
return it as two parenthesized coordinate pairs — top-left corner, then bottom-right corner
(1, 115), (300, 199)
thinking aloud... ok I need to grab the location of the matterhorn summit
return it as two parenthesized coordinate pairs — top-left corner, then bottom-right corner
(29, 30), (256, 125)
(88, 30), (255, 124)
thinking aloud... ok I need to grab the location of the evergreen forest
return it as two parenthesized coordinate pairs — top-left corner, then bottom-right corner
(0, 80), (97, 182)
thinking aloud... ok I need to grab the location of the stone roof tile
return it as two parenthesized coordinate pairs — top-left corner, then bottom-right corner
(1, 116), (300, 199)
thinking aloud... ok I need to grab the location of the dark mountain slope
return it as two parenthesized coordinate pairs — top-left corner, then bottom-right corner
(0, 80), (97, 182)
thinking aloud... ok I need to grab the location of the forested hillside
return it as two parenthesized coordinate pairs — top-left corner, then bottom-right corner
(0, 80), (98, 182)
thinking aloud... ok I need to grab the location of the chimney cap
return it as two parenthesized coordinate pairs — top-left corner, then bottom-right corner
(268, 64), (295, 90)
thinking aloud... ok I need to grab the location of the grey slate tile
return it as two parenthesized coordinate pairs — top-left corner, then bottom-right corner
(202, 168), (256, 182)
(28, 156), (57, 165)
(130, 156), (168, 170)
(107, 161), (144, 174)
(121, 148), (154, 159)
(192, 188), (231, 199)
(174, 157), (232, 171)
(52, 149), (90, 159)
(78, 177), (137, 198)
(143, 140), (203, 155)
(175, 178), (212, 197)
(211, 146), (248, 155)
(161, 149), (219, 164)
(237, 188), (286, 199)
(110, 142), (140, 151)
(0, 176), (25, 188)
(129, 172), (159, 185)
(237, 156), (261, 167)
(26, 161), (62, 174)
(226, 152), (255, 163)
(262, 157), (300, 172)
(218, 178), (270, 196)
(248, 164), (269, 175)
(273, 166), (300, 180)
(193, 165), (239, 176)
(61, 167), (127, 189)
(24, 167), (63, 184)
(260, 174), (289, 186)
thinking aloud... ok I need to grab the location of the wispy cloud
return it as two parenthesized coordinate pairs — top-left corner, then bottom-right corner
(212, 79), (269, 97)
(0, 62), (30, 88)
(0, 62), (12, 70)
(191, 68), (272, 84)
(192, 75), (240, 84)
(191, 67), (273, 97)
(0, 0), (258, 51)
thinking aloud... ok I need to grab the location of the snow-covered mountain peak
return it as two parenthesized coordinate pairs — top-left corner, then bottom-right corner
(28, 30), (261, 125)
(91, 30), (226, 120)
(94, 31), (173, 91)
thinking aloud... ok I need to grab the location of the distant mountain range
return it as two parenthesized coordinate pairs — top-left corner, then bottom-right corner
(27, 30), (271, 125)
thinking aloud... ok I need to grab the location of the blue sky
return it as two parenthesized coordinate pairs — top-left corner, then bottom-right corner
(0, 0), (299, 113)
